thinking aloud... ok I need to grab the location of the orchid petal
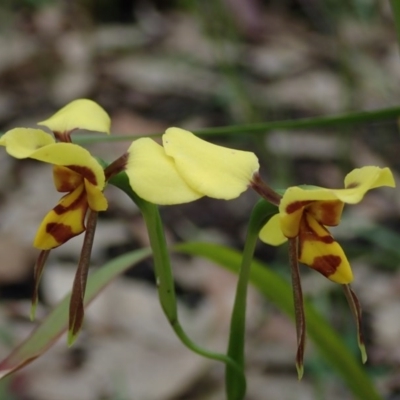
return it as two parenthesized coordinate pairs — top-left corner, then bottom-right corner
(84, 180), (108, 211)
(33, 184), (88, 250)
(126, 138), (202, 205)
(0, 129), (105, 191)
(28, 143), (104, 189)
(163, 128), (259, 200)
(0, 128), (55, 158)
(298, 214), (353, 284)
(38, 99), (111, 135)
(337, 166), (396, 203)
(259, 214), (287, 246)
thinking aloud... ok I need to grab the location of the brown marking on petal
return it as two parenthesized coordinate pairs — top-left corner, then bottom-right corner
(66, 165), (97, 185)
(57, 182), (78, 192)
(298, 215), (335, 260)
(286, 200), (313, 214)
(346, 181), (359, 189)
(300, 215), (334, 243)
(319, 235), (335, 244)
(46, 223), (75, 244)
(311, 255), (341, 277)
(54, 168), (83, 192)
(53, 190), (87, 215)
(315, 201), (342, 226)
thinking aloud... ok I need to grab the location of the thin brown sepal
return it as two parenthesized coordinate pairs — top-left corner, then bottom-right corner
(342, 284), (367, 363)
(104, 152), (129, 181)
(289, 238), (306, 379)
(68, 210), (98, 346)
(250, 172), (282, 206)
(31, 250), (51, 321)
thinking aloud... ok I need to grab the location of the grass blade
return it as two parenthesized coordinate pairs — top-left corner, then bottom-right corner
(175, 241), (383, 400)
(0, 248), (152, 379)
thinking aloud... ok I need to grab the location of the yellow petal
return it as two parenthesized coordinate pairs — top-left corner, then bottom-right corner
(84, 180), (108, 211)
(259, 214), (288, 246)
(33, 184), (88, 250)
(29, 143), (105, 189)
(0, 128), (55, 158)
(126, 138), (203, 205)
(279, 187), (318, 238)
(163, 127), (259, 200)
(298, 214), (353, 284)
(53, 165), (83, 192)
(0, 131), (104, 190)
(336, 166), (396, 203)
(38, 99), (111, 135)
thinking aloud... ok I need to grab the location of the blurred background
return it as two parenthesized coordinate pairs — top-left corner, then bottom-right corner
(0, 0), (399, 399)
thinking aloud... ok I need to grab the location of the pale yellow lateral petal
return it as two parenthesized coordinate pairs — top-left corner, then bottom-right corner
(84, 180), (108, 211)
(38, 99), (111, 135)
(298, 214), (353, 284)
(126, 138), (203, 205)
(259, 214), (288, 246)
(163, 127), (259, 200)
(330, 166), (396, 204)
(28, 143), (105, 189)
(0, 128), (55, 158)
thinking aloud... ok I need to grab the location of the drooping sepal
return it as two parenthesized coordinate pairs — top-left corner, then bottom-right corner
(30, 250), (50, 321)
(289, 238), (306, 380)
(68, 210), (98, 346)
(343, 284), (367, 363)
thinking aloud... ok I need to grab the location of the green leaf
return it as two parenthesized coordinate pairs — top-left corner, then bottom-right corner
(0, 248), (152, 379)
(225, 200), (277, 399)
(175, 242), (383, 400)
(74, 106), (400, 144)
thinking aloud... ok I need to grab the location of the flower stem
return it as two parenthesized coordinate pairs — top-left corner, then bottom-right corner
(104, 152), (129, 181)
(226, 199), (277, 400)
(109, 171), (245, 384)
(250, 172), (282, 206)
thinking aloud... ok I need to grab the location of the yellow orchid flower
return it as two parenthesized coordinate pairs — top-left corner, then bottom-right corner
(256, 166), (395, 376)
(126, 127), (260, 204)
(0, 99), (111, 343)
(259, 166), (395, 283)
(0, 131), (108, 249)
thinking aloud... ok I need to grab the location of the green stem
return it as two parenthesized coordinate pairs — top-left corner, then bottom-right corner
(225, 200), (278, 400)
(109, 172), (245, 381)
(74, 106), (400, 144)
